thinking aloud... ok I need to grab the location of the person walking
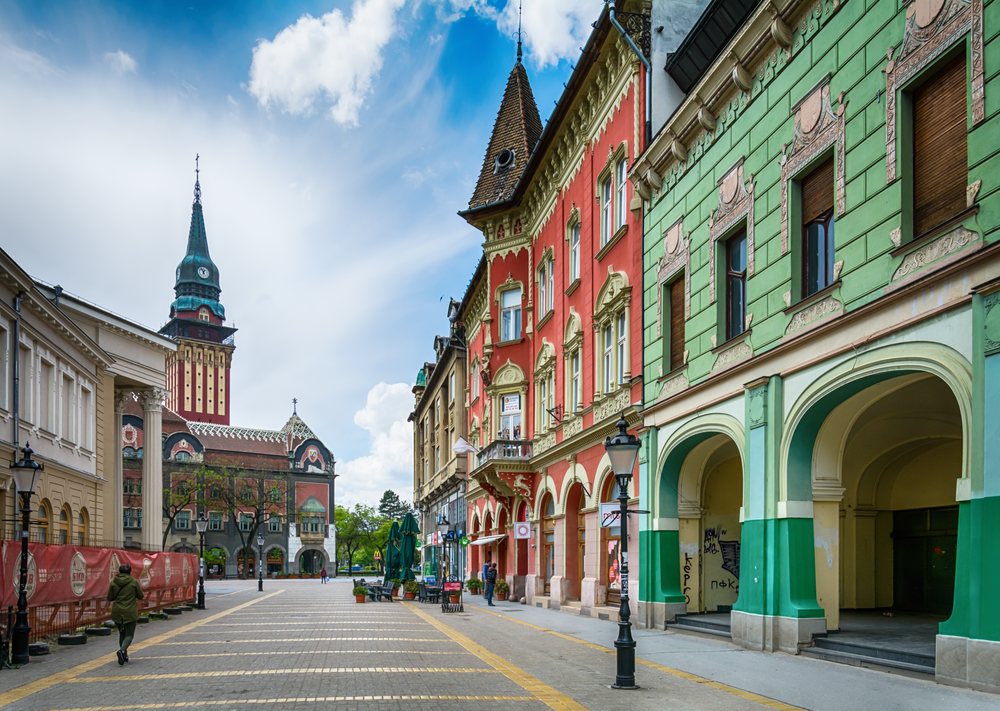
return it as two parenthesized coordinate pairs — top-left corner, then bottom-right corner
(320, 567), (328, 584)
(484, 562), (498, 607)
(107, 563), (144, 665)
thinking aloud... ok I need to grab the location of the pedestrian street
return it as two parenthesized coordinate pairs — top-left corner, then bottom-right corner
(0, 578), (812, 711)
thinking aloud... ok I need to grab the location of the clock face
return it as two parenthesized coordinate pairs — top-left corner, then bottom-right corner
(197, 266), (210, 279)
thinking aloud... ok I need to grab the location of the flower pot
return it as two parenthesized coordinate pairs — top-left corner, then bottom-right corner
(497, 593), (507, 601)
(450, 593), (461, 603)
(405, 592), (415, 600)
(355, 594), (366, 603)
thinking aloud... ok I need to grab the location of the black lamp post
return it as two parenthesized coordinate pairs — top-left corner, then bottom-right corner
(195, 513), (208, 609)
(10, 444), (43, 666)
(437, 515), (449, 608)
(604, 414), (641, 690)
(256, 533), (265, 592)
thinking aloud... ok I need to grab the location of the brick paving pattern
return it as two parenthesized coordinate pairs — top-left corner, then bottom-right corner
(0, 579), (803, 711)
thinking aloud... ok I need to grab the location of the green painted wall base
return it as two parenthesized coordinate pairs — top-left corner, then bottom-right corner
(734, 517), (825, 620)
(940, 495), (1000, 643)
(639, 529), (686, 604)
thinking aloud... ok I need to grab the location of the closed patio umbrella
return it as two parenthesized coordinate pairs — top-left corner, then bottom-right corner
(400, 512), (420, 581)
(384, 521), (402, 581)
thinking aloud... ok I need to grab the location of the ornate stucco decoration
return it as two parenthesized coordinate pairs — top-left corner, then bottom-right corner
(658, 371), (689, 400)
(709, 160), (755, 303)
(890, 226), (980, 283)
(655, 219), (692, 338)
(534, 430), (557, 455)
(747, 383), (769, 429)
(784, 294), (843, 336)
(885, 0), (984, 181)
(779, 78), (846, 255)
(487, 359), (527, 393)
(890, 227), (902, 249)
(593, 388), (632, 423)
(983, 291), (1000, 356)
(712, 339), (752, 372)
(563, 416), (583, 438)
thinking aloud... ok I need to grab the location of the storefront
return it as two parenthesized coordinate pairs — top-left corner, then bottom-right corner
(266, 548), (284, 576)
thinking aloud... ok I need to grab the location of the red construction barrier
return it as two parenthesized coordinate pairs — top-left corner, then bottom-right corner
(0, 542), (197, 639)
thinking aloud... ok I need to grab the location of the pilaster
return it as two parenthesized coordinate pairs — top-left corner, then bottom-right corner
(113, 390), (129, 546)
(140, 388), (166, 551)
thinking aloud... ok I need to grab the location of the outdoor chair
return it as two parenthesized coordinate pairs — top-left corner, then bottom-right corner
(424, 584), (440, 604)
(417, 582), (426, 602)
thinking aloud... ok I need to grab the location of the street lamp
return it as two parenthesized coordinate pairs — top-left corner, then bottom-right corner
(195, 512), (209, 609)
(604, 414), (641, 690)
(10, 444), (43, 666)
(436, 515), (450, 605)
(256, 533), (265, 592)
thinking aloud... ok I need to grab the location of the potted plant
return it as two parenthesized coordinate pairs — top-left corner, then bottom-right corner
(353, 585), (368, 603)
(495, 579), (509, 601)
(449, 585), (461, 603)
(404, 580), (419, 600)
(467, 578), (482, 595)
(390, 578), (402, 594)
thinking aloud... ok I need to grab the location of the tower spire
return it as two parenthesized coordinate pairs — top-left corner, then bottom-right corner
(516, 0), (523, 62)
(194, 153), (202, 204)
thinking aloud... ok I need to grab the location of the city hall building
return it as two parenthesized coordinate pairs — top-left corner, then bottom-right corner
(631, 0), (999, 692)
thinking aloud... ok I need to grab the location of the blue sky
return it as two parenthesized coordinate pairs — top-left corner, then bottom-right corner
(0, 0), (604, 505)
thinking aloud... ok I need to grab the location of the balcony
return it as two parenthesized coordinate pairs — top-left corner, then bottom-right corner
(476, 439), (532, 468)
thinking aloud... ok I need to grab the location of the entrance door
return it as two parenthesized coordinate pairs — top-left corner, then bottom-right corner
(541, 495), (555, 595)
(301, 550), (324, 575)
(893, 506), (958, 614)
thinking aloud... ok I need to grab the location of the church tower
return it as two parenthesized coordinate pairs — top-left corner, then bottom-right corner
(159, 160), (237, 424)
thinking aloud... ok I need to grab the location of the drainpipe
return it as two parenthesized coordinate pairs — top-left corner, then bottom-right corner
(609, 3), (652, 147)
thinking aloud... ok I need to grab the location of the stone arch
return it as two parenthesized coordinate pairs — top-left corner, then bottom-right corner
(491, 360), (527, 388)
(563, 309), (583, 345)
(594, 270), (631, 316)
(535, 339), (556, 371)
(532, 473), (558, 522)
(556, 461), (591, 515)
(781, 342), (972, 505)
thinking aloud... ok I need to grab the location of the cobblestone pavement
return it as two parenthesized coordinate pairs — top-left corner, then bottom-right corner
(0, 579), (817, 711)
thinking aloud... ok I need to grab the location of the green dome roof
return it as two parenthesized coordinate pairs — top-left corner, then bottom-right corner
(171, 178), (224, 320)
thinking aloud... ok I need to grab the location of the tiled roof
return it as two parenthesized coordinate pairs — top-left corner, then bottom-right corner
(186, 415), (315, 444)
(468, 61), (543, 210)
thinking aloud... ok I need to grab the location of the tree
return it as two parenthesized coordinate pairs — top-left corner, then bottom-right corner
(210, 469), (287, 579)
(377, 490), (413, 521)
(161, 466), (221, 551)
(335, 505), (365, 571)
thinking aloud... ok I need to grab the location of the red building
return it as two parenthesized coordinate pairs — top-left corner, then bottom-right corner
(458, 4), (648, 615)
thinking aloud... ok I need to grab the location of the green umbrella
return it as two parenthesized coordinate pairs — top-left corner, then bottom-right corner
(384, 521), (402, 581)
(400, 512), (420, 582)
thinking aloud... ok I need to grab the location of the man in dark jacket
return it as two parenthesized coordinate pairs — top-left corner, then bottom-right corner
(107, 564), (144, 665)
(484, 562), (498, 606)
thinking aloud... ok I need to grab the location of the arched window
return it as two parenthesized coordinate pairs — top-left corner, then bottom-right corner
(36, 502), (49, 544)
(59, 506), (70, 545)
(78, 509), (88, 546)
(123, 446), (136, 459)
(175, 451), (191, 463)
(199, 307), (210, 322)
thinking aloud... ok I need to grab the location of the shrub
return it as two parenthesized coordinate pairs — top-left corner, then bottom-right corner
(352, 585), (369, 596)
(495, 580), (509, 594)
(467, 578), (482, 592)
(404, 580), (419, 593)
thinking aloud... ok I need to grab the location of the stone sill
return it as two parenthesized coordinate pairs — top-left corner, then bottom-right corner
(784, 281), (841, 315)
(892, 207), (977, 259)
(595, 224), (628, 262)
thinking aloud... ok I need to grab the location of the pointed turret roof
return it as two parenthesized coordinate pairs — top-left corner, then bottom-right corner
(170, 168), (225, 320)
(467, 60), (543, 210)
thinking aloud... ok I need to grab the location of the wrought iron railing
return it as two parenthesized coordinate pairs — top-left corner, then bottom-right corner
(476, 439), (532, 467)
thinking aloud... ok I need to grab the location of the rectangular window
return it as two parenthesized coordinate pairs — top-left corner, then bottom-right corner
(0, 327), (7, 411)
(570, 225), (580, 281)
(176, 511), (191, 530)
(500, 393), (521, 439)
(538, 263), (546, 318)
(500, 288), (522, 341)
(61, 374), (75, 443)
(209, 512), (223, 531)
(239, 514), (252, 531)
(617, 312), (627, 386)
(666, 278), (685, 372)
(571, 351), (580, 412)
(18, 346), (31, 424)
(269, 517), (282, 533)
(547, 259), (554, 311)
(539, 378), (548, 432)
(80, 387), (93, 449)
(472, 363), (479, 399)
(726, 232), (748, 341)
(602, 177), (614, 245)
(801, 156), (836, 298)
(913, 54), (967, 238)
(616, 159), (628, 229)
(603, 323), (613, 393)
(39, 360), (53, 432)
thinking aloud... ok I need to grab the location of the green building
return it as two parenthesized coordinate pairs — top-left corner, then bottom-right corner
(633, 0), (999, 692)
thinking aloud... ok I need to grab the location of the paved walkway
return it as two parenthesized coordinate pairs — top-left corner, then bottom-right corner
(0, 579), (992, 710)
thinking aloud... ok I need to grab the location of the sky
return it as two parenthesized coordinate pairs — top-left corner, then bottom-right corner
(0, 0), (607, 507)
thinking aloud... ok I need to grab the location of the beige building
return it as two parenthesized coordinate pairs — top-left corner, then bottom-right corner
(0, 246), (175, 551)
(410, 298), (470, 582)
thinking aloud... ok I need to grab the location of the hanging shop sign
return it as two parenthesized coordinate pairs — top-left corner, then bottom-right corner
(443, 581), (461, 592)
(600, 502), (621, 528)
(513, 522), (531, 539)
(459, 536), (470, 547)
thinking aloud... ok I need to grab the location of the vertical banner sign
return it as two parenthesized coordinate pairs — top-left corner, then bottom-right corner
(620, 550), (628, 595)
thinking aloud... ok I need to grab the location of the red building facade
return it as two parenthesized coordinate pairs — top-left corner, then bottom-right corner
(459, 5), (648, 615)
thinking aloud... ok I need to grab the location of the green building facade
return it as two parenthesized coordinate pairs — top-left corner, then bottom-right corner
(632, 0), (1000, 692)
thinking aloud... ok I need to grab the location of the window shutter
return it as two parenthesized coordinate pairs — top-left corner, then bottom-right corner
(914, 54), (967, 237)
(669, 278), (685, 371)
(801, 156), (835, 224)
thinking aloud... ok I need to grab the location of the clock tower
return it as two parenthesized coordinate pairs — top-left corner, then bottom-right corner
(158, 162), (237, 424)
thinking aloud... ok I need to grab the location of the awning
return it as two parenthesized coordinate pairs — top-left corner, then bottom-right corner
(469, 534), (507, 546)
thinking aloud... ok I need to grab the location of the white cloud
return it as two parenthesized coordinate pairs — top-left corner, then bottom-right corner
(402, 166), (436, 187)
(104, 49), (136, 75)
(248, 0), (406, 125)
(337, 383), (415, 507)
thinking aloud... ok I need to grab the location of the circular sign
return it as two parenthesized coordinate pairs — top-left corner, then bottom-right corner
(12, 552), (36, 601)
(460, 536), (470, 547)
(514, 522), (531, 539)
(139, 558), (153, 589)
(70, 552), (88, 597)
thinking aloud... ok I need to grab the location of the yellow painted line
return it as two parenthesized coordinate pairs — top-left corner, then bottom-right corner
(156, 637), (448, 645)
(41, 695), (537, 710)
(0, 590), (284, 708)
(204, 621), (430, 626)
(137, 649), (470, 660)
(71, 667), (499, 682)
(404, 602), (587, 711)
(470, 605), (806, 711)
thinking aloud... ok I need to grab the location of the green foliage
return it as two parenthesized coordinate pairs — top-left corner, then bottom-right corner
(377, 490), (413, 521)
(467, 578), (482, 592)
(352, 585), (369, 596)
(495, 580), (509, 594)
(404, 580), (419, 593)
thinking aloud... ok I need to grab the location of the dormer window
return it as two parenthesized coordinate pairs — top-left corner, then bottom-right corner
(494, 149), (515, 174)
(198, 308), (210, 322)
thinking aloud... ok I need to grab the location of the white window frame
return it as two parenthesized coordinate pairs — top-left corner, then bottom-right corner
(176, 510), (191, 530)
(617, 312), (627, 387)
(450, 371), (455, 402)
(239, 513), (252, 531)
(570, 225), (581, 282)
(499, 392), (522, 440)
(603, 323), (613, 393)
(538, 378), (548, 433)
(209, 512), (223, 531)
(571, 351), (581, 414)
(269, 516), (282, 533)
(616, 159), (628, 229)
(601, 177), (614, 246)
(538, 263), (547, 318)
(547, 258), (555, 311)
(500, 288), (522, 342)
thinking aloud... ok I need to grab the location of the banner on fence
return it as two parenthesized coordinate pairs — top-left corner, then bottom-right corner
(0, 542), (197, 608)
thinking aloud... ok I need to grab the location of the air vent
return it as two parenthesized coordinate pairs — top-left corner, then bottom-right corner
(494, 149), (516, 174)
